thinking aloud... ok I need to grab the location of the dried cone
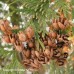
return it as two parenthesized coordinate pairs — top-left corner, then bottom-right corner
(22, 59), (30, 65)
(62, 52), (68, 59)
(0, 25), (6, 32)
(35, 51), (40, 58)
(25, 26), (34, 39)
(25, 50), (31, 58)
(45, 57), (49, 63)
(52, 43), (56, 47)
(50, 49), (53, 58)
(58, 22), (65, 30)
(6, 30), (12, 35)
(3, 20), (11, 30)
(44, 49), (50, 56)
(60, 13), (64, 19)
(34, 59), (41, 68)
(28, 41), (34, 48)
(0, 20), (6, 32)
(4, 20), (9, 27)
(63, 46), (70, 53)
(1, 20), (12, 34)
(2, 35), (10, 43)
(5, 22), (12, 35)
(53, 49), (61, 58)
(52, 19), (59, 30)
(38, 56), (45, 64)
(51, 32), (57, 38)
(56, 59), (67, 66)
(10, 38), (15, 44)
(30, 62), (39, 69)
(52, 22), (59, 30)
(10, 34), (16, 44)
(57, 60), (64, 66)
(0, 20), (4, 25)
(43, 40), (48, 46)
(14, 41), (24, 52)
(48, 39), (53, 47)
(31, 49), (35, 55)
(57, 35), (63, 41)
(48, 32), (52, 37)
(31, 49), (36, 58)
(0, 17), (71, 70)
(64, 19), (69, 26)
(18, 31), (27, 42)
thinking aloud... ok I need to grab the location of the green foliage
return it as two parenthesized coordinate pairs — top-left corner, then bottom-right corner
(0, 50), (25, 74)
(0, 0), (74, 74)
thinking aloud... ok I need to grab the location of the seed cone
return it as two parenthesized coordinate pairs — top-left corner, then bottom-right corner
(18, 31), (27, 42)
(14, 41), (24, 52)
(35, 51), (40, 58)
(2, 35), (10, 43)
(52, 22), (59, 30)
(28, 41), (34, 48)
(43, 40), (48, 46)
(51, 32), (57, 38)
(44, 49), (50, 56)
(58, 22), (65, 30)
(25, 50), (31, 58)
(0, 16), (71, 71)
(0, 25), (6, 32)
(48, 39), (53, 46)
(25, 26), (34, 39)
(10, 34), (16, 43)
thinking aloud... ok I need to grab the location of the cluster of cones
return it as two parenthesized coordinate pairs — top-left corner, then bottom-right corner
(0, 15), (70, 71)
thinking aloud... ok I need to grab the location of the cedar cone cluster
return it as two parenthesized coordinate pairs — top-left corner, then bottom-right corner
(0, 15), (71, 71)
